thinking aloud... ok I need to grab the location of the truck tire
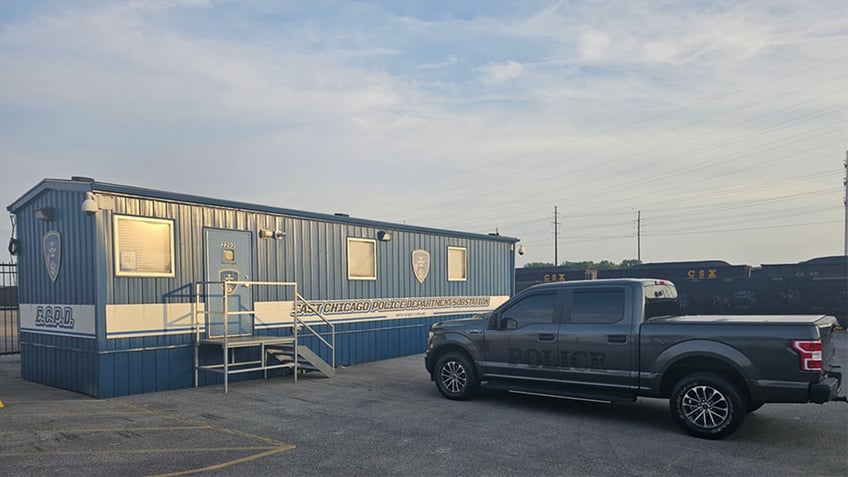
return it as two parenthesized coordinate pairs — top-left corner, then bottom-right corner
(434, 352), (479, 400)
(670, 372), (747, 440)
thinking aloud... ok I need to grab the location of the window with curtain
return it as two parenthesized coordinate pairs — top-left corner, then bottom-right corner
(114, 215), (175, 277)
(348, 238), (377, 280)
(448, 246), (467, 281)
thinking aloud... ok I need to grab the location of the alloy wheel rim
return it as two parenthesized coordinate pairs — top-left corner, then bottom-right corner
(440, 361), (467, 394)
(681, 385), (730, 429)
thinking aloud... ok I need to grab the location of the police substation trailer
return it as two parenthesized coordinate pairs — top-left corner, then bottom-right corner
(7, 177), (518, 397)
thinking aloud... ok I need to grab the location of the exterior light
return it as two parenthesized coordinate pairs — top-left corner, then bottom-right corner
(35, 207), (55, 221)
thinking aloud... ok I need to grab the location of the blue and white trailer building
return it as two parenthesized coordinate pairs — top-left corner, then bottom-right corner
(7, 177), (518, 397)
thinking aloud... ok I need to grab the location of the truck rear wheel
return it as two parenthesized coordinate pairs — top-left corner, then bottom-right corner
(670, 372), (747, 439)
(434, 352), (479, 400)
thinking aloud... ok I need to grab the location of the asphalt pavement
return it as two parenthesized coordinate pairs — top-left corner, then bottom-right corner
(0, 333), (846, 477)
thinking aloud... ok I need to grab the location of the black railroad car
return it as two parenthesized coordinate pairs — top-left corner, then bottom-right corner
(597, 260), (751, 281)
(515, 267), (595, 293)
(752, 255), (848, 278)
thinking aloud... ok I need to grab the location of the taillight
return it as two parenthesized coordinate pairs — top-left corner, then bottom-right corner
(791, 339), (823, 371)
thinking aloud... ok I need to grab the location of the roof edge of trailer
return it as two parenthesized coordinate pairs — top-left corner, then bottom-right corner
(7, 177), (94, 213)
(9, 177), (519, 243)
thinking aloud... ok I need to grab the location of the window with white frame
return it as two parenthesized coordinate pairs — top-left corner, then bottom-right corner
(348, 237), (377, 280)
(448, 246), (467, 281)
(114, 215), (175, 277)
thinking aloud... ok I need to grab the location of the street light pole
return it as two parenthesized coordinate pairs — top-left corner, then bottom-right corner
(843, 151), (847, 256)
(637, 210), (641, 262)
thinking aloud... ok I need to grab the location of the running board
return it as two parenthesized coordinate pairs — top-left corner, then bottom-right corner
(484, 381), (636, 403)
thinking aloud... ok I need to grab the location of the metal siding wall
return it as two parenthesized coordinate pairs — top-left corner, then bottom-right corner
(14, 189), (99, 396)
(20, 333), (98, 396)
(282, 223), (513, 301)
(101, 194), (513, 305)
(15, 189), (96, 304)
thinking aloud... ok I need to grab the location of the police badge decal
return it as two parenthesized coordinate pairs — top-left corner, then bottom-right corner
(412, 249), (430, 284)
(219, 269), (240, 295)
(43, 230), (61, 282)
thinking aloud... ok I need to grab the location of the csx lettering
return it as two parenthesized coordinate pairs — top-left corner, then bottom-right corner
(34, 306), (74, 329)
(687, 269), (718, 280)
(508, 348), (606, 369)
(543, 274), (567, 282)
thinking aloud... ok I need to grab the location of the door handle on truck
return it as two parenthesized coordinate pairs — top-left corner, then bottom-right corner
(538, 333), (556, 342)
(608, 335), (627, 344)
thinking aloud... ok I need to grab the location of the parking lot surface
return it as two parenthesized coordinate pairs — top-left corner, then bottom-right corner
(1, 333), (846, 477)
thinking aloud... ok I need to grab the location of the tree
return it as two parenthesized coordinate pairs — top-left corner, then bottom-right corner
(619, 259), (642, 268)
(537, 259), (643, 270)
(523, 262), (554, 268)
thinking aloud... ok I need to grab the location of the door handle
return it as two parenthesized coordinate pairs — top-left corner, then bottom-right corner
(538, 333), (556, 342)
(608, 335), (627, 344)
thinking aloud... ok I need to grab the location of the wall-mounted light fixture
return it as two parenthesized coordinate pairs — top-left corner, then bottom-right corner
(516, 244), (526, 256)
(81, 192), (98, 214)
(377, 231), (392, 242)
(35, 207), (55, 221)
(259, 228), (286, 239)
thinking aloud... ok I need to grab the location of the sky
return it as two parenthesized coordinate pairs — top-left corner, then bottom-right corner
(1, 0), (846, 268)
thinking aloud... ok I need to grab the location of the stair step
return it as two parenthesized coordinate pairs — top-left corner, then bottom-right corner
(267, 350), (295, 362)
(265, 345), (335, 378)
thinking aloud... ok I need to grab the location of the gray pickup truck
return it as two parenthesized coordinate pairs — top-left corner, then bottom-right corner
(424, 279), (844, 439)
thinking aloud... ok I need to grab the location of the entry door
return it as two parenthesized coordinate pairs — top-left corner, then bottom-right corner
(205, 229), (254, 337)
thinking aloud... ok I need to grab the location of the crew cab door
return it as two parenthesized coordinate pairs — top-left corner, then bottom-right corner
(557, 286), (634, 392)
(482, 289), (563, 383)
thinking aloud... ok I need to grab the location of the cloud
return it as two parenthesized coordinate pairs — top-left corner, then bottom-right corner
(577, 30), (611, 61)
(128, 0), (211, 11)
(417, 55), (461, 70)
(474, 60), (524, 84)
(0, 0), (845, 267)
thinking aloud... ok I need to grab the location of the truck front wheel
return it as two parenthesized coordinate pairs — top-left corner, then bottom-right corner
(670, 372), (747, 440)
(434, 352), (479, 400)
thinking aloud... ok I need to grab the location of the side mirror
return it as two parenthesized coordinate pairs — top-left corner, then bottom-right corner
(502, 317), (518, 330)
(488, 313), (499, 329)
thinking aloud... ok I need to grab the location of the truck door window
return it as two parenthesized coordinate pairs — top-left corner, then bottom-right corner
(571, 290), (625, 324)
(501, 293), (556, 329)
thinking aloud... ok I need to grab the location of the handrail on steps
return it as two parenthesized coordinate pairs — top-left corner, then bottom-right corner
(192, 280), (335, 387)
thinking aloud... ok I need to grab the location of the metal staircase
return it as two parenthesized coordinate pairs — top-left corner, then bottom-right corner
(266, 343), (336, 378)
(193, 280), (335, 392)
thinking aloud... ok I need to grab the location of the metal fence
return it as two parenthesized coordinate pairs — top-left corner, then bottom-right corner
(1, 262), (19, 355)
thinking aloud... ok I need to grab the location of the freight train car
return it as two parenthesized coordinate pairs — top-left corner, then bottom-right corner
(518, 256), (847, 327)
(514, 266), (595, 293)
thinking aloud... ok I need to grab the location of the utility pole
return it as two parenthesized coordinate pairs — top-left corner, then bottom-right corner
(553, 206), (560, 266)
(843, 151), (847, 256)
(637, 210), (641, 262)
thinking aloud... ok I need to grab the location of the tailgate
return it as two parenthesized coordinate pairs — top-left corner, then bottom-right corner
(817, 315), (839, 371)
